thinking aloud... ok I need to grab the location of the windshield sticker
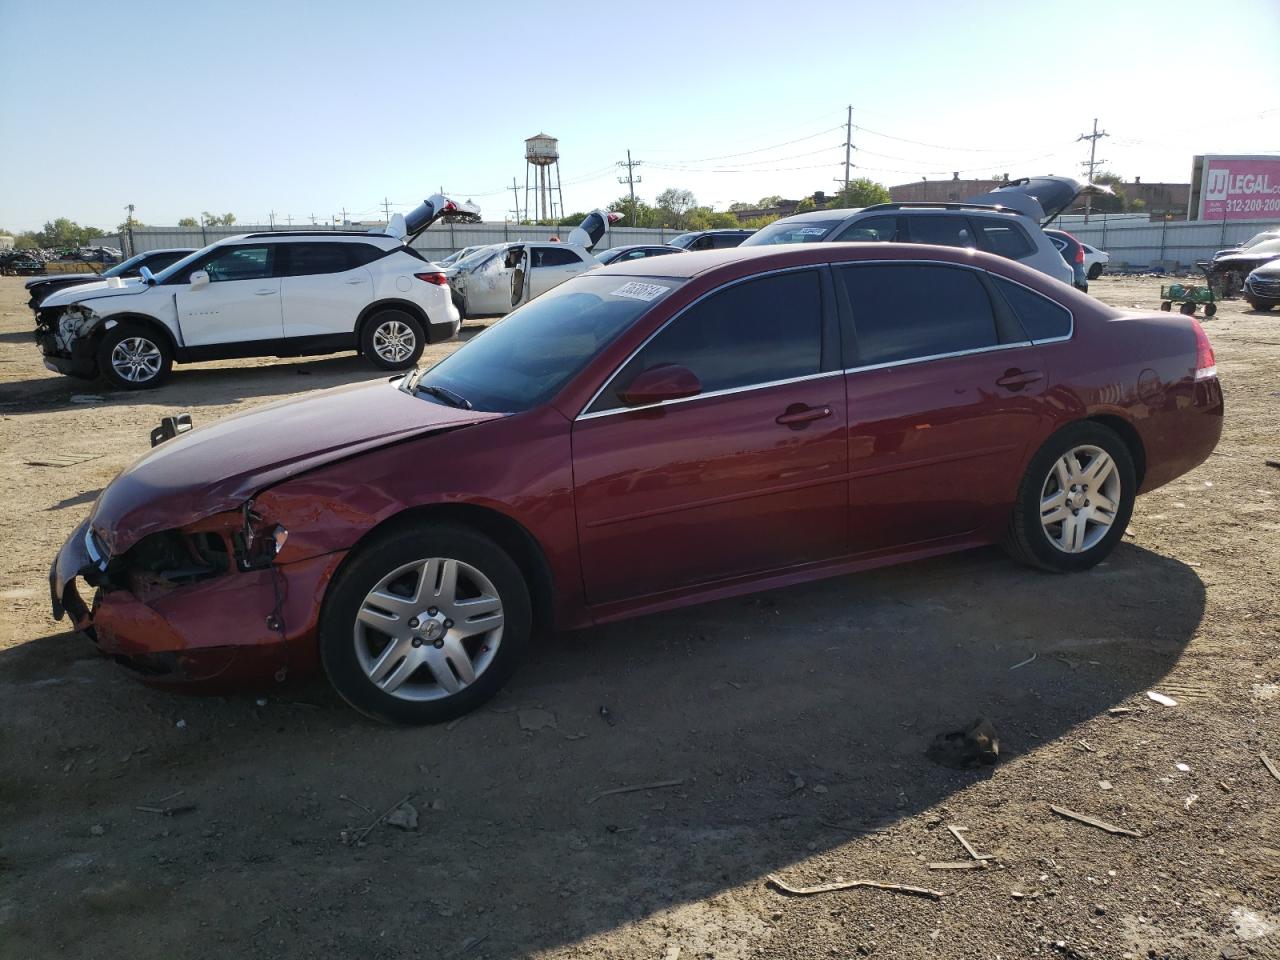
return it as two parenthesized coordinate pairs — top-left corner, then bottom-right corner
(611, 281), (670, 302)
(796, 227), (828, 236)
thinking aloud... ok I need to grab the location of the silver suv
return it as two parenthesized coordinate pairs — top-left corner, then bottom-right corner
(742, 176), (1109, 287)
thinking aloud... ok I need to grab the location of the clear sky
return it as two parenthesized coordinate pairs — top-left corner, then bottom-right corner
(2, 0), (1277, 231)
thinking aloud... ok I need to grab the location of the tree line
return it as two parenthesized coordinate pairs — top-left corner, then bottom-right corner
(3, 212), (239, 249)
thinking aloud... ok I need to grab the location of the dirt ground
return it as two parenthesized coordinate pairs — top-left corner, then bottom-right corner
(0, 274), (1277, 960)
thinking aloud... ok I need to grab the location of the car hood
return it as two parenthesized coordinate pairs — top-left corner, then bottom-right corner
(40, 277), (149, 307)
(1213, 250), (1280, 268)
(1248, 258), (1280, 278)
(90, 379), (504, 555)
(25, 273), (101, 290)
(965, 176), (1114, 225)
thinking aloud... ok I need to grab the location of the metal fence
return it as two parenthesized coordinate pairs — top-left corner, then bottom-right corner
(1053, 214), (1273, 271)
(123, 223), (688, 261)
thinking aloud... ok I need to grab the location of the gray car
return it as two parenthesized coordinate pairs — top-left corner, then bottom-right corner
(741, 176), (1110, 287)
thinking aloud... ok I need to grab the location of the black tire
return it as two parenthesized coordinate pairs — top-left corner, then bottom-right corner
(1087, 263), (1103, 280)
(1002, 421), (1137, 574)
(319, 521), (532, 725)
(451, 290), (468, 321)
(360, 308), (426, 371)
(1160, 301), (1172, 311)
(95, 322), (173, 390)
(1247, 300), (1272, 312)
(1204, 303), (1217, 318)
(1179, 301), (1197, 315)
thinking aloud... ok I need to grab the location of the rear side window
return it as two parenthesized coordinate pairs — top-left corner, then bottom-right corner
(992, 277), (1072, 341)
(906, 215), (974, 248)
(281, 242), (353, 276)
(836, 215), (899, 242)
(975, 219), (1036, 260)
(534, 247), (581, 267)
(600, 270), (822, 409)
(840, 264), (998, 366)
(345, 242), (388, 266)
(711, 233), (746, 248)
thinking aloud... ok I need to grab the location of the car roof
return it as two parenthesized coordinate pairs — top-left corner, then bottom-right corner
(143, 247), (196, 254)
(221, 232), (399, 248)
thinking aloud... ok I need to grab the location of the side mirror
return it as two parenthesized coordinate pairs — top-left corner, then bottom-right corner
(189, 270), (209, 290)
(617, 363), (702, 408)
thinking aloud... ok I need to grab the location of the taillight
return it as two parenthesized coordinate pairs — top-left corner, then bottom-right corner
(414, 272), (448, 286)
(1063, 231), (1085, 264)
(1191, 319), (1216, 380)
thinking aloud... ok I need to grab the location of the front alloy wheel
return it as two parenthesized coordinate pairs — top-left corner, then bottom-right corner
(96, 322), (173, 390)
(320, 522), (531, 724)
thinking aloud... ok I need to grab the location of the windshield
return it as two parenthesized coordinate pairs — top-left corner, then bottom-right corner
(405, 274), (683, 413)
(1241, 232), (1280, 250)
(741, 218), (845, 246)
(667, 233), (695, 249)
(1246, 238), (1280, 256)
(101, 253), (148, 277)
(452, 244), (504, 272)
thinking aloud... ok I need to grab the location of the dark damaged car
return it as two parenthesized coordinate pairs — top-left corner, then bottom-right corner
(52, 243), (1223, 724)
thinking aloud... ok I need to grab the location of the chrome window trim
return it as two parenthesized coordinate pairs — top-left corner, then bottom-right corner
(575, 264), (826, 420)
(985, 271), (1076, 345)
(843, 338), (1032, 374)
(576, 369), (844, 422)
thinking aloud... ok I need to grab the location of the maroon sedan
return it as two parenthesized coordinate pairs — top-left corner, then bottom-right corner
(51, 244), (1223, 724)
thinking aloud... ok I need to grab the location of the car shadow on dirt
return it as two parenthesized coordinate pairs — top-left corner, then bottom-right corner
(0, 325), (491, 412)
(0, 542), (1204, 959)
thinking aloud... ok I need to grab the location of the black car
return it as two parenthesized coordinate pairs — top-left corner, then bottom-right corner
(24, 248), (194, 311)
(1244, 260), (1280, 311)
(1045, 228), (1089, 292)
(1208, 238), (1280, 299)
(594, 244), (686, 266)
(666, 228), (755, 250)
(2, 251), (45, 276)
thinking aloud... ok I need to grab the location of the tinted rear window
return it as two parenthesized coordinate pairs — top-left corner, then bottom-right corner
(991, 277), (1072, 341)
(976, 219), (1036, 259)
(840, 264), (998, 366)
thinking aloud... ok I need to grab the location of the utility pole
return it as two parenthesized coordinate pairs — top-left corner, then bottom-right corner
(340, 206), (348, 226)
(509, 177), (522, 222)
(381, 197), (392, 223)
(123, 203), (136, 256)
(1077, 118), (1110, 223)
(616, 150), (643, 225)
(842, 104), (853, 191)
(268, 210), (276, 230)
(309, 213), (317, 225)
(285, 214), (293, 226)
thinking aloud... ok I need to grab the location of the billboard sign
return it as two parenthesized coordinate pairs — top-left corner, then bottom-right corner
(1196, 155), (1280, 221)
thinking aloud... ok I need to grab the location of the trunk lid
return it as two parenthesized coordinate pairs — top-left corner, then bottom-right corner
(965, 176), (1114, 225)
(567, 210), (623, 251)
(382, 194), (482, 245)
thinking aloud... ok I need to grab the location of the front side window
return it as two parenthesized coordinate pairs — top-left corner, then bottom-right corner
(835, 215), (900, 242)
(905, 215), (974, 248)
(840, 264), (998, 367)
(410, 274), (682, 414)
(281, 242), (353, 276)
(711, 232), (746, 248)
(534, 247), (581, 267)
(667, 233), (695, 249)
(203, 245), (272, 282)
(975, 219), (1035, 260)
(992, 277), (1072, 341)
(594, 270), (822, 412)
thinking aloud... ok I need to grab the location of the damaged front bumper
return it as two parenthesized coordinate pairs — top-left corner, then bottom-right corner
(50, 515), (347, 691)
(35, 306), (99, 378)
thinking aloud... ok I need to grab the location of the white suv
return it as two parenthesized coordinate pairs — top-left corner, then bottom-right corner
(35, 195), (478, 389)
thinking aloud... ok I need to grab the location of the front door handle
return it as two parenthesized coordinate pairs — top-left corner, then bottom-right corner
(345, 278), (366, 284)
(995, 368), (1044, 390)
(254, 288), (276, 296)
(776, 404), (832, 428)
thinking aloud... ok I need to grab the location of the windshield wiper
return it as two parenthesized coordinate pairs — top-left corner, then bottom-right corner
(417, 384), (472, 410)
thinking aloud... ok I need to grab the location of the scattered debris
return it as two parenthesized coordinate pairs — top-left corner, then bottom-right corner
(445, 716), (465, 732)
(255, 697), (268, 707)
(662, 947), (682, 960)
(585, 779), (684, 805)
(1108, 707), (1132, 716)
(1230, 905), (1280, 941)
(1011, 889), (1041, 900)
(947, 825), (995, 861)
(135, 804), (198, 817)
(926, 717), (999, 769)
(928, 860), (986, 870)
(348, 793), (413, 845)
(1099, 780), (1113, 791)
(1009, 652), (1037, 670)
(767, 874), (943, 901)
(1175, 762), (1191, 772)
(1261, 753), (1280, 784)
(599, 706), (614, 726)
(1077, 740), (1096, 753)
(1049, 804), (1142, 837)
(812, 784), (829, 795)
(449, 933), (490, 956)
(175, 719), (187, 729)
(1265, 459), (1280, 470)
(25, 453), (102, 467)
(69, 395), (105, 404)
(1184, 794), (1199, 811)
(337, 794), (372, 814)
(517, 708), (557, 732)
(89, 824), (105, 836)
(1147, 691), (1178, 707)
(386, 801), (419, 831)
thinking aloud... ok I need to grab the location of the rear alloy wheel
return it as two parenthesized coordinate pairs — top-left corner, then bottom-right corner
(1003, 422), (1136, 573)
(319, 523), (531, 724)
(96, 323), (173, 390)
(361, 309), (425, 371)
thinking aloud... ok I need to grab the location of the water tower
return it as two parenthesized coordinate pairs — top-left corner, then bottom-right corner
(524, 133), (565, 224)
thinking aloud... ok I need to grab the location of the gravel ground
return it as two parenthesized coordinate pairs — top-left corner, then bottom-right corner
(0, 275), (1277, 960)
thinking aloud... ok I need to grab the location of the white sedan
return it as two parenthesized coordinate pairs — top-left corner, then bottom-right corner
(1082, 242), (1110, 280)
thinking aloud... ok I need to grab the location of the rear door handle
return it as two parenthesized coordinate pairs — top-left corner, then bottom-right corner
(776, 404), (832, 427)
(995, 369), (1044, 390)
(345, 278), (366, 284)
(254, 288), (276, 296)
